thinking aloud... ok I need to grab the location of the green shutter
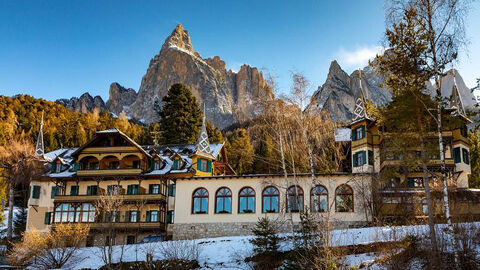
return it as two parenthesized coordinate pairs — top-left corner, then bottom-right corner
(50, 163), (55, 173)
(368, 150), (374, 165)
(173, 159), (178, 170)
(462, 149), (470, 165)
(352, 153), (357, 167)
(168, 184), (173, 196)
(70, 186), (78, 196)
(166, 211), (172, 224)
(351, 129), (356, 141)
(207, 160), (212, 172)
(87, 186), (91, 195)
(454, 147), (461, 163)
(361, 125), (365, 139)
(51, 186), (56, 199)
(149, 184), (153, 194)
(197, 159), (202, 171)
(150, 159), (154, 170)
(127, 185), (132, 195)
(32, 186), (40, 199)
(125, 211), (130, 222)
(44, 212), (51, 225)
(146, 211), (151, 222)
(73, 163), (78, 172)
(361, 151), (366, 165)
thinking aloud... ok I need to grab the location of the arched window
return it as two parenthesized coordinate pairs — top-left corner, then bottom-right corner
(215, 187), (232, 214)
(192, 188), (208, 214)
(239, 187), (255, 213)
(287, 186), (304, 212)
(335, 185), (354, 212)
(262, 186), (279, 213)
(311, 185), (328, 212)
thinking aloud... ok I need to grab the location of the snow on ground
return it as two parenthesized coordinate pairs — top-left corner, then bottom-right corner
(61, 222), (480, 269)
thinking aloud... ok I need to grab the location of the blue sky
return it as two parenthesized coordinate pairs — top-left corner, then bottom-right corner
(1, 0), (479, 101)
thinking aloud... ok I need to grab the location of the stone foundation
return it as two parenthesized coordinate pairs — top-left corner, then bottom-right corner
(172, 221), (368, 240)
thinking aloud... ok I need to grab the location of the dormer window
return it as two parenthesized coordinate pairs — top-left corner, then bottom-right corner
(173, 159), (180, 170)
(55, 163), (62, 173)
(197, 158), (212, 172)
(154, 161), (161, 170)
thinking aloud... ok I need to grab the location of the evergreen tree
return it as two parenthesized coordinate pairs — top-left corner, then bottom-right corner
(13, 207), (28, 236)
(158, 83), (202, 144)
(206, 120), (224, 143)
(468, 127), (480, 188)
(253, 129), (275, 173)
(249, 217), (279, 255)
(227, 129), (254, 174)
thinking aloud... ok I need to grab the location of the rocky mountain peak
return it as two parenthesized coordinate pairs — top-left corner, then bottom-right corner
(106, 83), (137, 117)
(161, 24), (196, 55)
(56, 92), (106, 114)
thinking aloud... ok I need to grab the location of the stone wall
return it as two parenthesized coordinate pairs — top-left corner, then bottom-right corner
(171, 220), (368, 240)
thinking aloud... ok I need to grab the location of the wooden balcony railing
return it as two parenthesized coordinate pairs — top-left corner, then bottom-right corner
(76, 168), (142, 176)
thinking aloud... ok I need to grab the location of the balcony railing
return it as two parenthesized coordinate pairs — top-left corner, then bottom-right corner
(76, 168), (142, 176)
(52, 222), (166, 231)
(81, 146), (139, 154)
(54, 193), (166, 203)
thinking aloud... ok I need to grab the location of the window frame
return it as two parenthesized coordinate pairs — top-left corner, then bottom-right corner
(238, 187), (255, 214)
(287, 185), (304, 212)
(192, 188), (209, 214)
(310, 185), (328, 213)
(335, 184), (354, 213)
(262, 186), (280, 213)
(215, 187), (232, 214)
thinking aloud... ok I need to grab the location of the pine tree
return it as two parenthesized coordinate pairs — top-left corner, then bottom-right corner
(253, 129), (275, 173)
(206, 120), (224, 143)
(468, 127), (480, 188)
(227, 129), (254, 174)
(13, 207), (28, 236)
(249, 217), (279, 255)
(158, 83), (202, 144)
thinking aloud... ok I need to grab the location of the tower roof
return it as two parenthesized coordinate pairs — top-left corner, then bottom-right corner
(35, 111), (45, 157)
(194, 107), (215, 159)
(350, 69), (372, 125)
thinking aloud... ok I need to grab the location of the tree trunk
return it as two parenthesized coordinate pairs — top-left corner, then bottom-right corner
(417, 117), (438, 253)
(7, 182), (14, 240)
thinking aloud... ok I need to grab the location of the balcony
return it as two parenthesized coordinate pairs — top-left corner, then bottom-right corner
(81, 146), (139, 154)
(76, 168), (142, 176)
(52, 222), (166, 231)
(54, 193), (167, 203)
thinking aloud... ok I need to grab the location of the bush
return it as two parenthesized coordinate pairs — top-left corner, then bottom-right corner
(98, 259), (200, 270)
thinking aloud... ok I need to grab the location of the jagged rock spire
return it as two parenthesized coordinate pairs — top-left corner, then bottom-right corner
(195, 105), (212, 156)
(35, 111), (45, 156)
(450, 69), (466, 116)
(351, 69), (370, 123)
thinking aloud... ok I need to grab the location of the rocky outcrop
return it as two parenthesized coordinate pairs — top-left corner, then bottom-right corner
(128, 24), (272, 127)
(307, 61), (391, 121)
(106, 83), (137, 117)
(307, 60), (476, 122)
(56, 92), (106, 114)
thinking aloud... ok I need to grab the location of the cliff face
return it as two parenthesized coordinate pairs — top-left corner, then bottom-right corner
(56, 92), (106, 114)
(106, 82), (137, 117)
(307, 61), (391, 121)
(128, 24), (272, 127)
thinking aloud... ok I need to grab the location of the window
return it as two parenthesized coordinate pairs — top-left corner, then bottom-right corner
(70, 185), (79, 196)
(88, 162), (99, 170)
(407, 178), (423, 188)
(87, 185), (98, 195)
(353, 151), (366, 167)
(421, 199), (428, 215)
(167, 210), (174, 224)
(146, 210), (159, 222)
(44, 212), (52, 225)
(192, 188), (208, 214)
(462, 148), (470, 165)
(352, 125), (365, 141)
(197, 158), (212, 172)
(51, 186), (60, 199)
(173, 159), (180, 170)
(215, 187), (232, 213)
(108, 161), (120, 169)
(126, 211), (139, 222)
(454, 147), (461, 163)
(262, 186), (279, 213)
(32, 185), (40, 199)
(460, 125), (468, 137)
(168, 184), (175, 197)
(105, 211), (120, 222)
(80, 203), (96, 222)
(107, 185), (120, 195)
(132, 160), (141, 169)
(55, 162), (62, 172)
(149, 184), (160, 194)
(287, 186), (304, 212)
(127, 184), (139, 195)
(239, 187), (255, 213)
(335, 185), (354, 212)
(311, 185), (328, 212)
(154, 161), (161, 170)
(54, 203), (79, 223)
(126, 235), (136, 245)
